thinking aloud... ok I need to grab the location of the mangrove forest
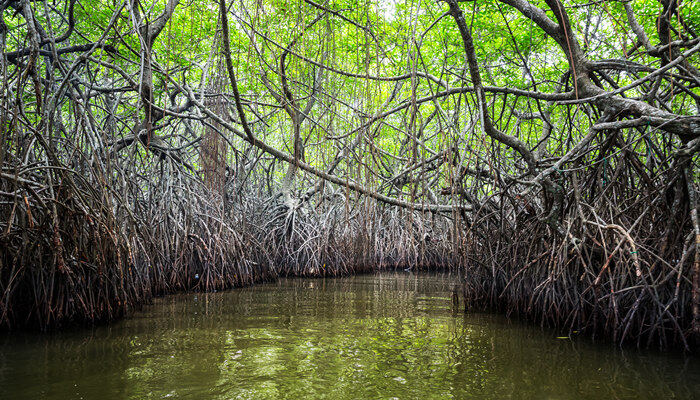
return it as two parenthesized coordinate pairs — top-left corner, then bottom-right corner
(1, 0), (700, 397)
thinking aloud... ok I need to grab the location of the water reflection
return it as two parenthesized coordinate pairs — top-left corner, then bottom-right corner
(1, 273), (699, 399)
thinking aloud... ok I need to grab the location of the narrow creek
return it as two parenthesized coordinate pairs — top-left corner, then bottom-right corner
(1, 272), (699, 399)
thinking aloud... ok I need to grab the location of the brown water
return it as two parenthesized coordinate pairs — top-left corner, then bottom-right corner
(1, 273), (699, 399)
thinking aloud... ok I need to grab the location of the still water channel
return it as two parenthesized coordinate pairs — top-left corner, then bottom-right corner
(1, 272), (699, 399)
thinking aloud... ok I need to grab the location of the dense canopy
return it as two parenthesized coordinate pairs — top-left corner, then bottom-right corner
(0, 0), (699, 349)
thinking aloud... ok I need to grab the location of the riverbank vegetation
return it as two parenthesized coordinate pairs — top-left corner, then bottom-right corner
(0, 0), (698, 350)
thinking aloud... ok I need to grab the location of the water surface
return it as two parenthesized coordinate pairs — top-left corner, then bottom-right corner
(1, 273), (699, 399)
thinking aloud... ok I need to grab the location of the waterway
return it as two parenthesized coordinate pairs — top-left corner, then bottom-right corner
(1, 273), (699, 399)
